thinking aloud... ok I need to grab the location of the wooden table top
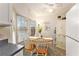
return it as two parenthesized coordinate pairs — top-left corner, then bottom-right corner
(29, 36), (53, 40)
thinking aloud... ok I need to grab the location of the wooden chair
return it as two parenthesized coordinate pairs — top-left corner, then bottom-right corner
(25, 43), (36, 55)
(36, 43), (48, 56)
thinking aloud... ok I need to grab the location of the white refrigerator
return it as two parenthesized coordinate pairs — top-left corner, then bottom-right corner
(66, 4), (79, 56)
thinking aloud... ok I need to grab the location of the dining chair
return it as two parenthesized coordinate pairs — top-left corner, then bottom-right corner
(36, 43), (48, 56)
(25, 42), (36, 55)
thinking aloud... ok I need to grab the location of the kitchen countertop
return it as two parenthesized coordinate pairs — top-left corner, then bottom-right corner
(0, 40), (24, 56)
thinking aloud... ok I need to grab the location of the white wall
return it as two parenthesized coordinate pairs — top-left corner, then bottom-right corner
(56, 19), (66, 50)
(34, 15), (56, 38)
(8, 4), (17, 44)
(66, 4), (79, 56)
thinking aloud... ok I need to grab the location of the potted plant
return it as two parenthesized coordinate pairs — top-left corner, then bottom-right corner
(38, 24), (43, 38)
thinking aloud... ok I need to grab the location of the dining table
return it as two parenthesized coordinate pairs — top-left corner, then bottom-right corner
(29, 36), (53, 47)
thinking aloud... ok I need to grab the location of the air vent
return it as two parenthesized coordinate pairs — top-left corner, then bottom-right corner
(57, 16), (61, 18)
(62, 17), (66, 20)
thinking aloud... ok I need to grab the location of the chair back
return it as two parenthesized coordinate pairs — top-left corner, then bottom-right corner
(37, 43), (48, 49)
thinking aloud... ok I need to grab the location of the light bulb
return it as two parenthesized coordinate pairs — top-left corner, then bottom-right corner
(49, 9), (53, 12)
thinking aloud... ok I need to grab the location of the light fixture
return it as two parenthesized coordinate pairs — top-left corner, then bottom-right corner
(58, 16), (61, 18)
(49, 8), (53, 12)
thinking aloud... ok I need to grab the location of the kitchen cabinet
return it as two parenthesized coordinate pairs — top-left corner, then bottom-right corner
(66, 4), (79, 56)
(0, 3), (11, 27)
(66, 37), (79, 56)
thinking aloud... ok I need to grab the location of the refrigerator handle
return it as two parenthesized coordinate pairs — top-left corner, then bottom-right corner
(66, 35), (79, 43)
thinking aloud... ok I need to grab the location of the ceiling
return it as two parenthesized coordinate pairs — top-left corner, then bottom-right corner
(13, 3), (75, 20)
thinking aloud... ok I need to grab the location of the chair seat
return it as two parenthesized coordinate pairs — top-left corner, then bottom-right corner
(36, 48), (48, 55)
(26, 48), (33, 51)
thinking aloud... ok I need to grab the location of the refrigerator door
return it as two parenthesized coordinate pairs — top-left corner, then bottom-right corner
(66, 4), (79, 56)
(66, 36), (79, 56)
(66, 4), (79, 40)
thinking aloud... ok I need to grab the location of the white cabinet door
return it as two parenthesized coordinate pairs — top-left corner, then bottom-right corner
(66, 4), (79, 40)
(66, 37), (79, 56)
(0, 4), (9, 23)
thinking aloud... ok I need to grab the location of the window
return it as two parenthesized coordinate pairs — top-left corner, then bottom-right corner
(16, 15), (27, 43)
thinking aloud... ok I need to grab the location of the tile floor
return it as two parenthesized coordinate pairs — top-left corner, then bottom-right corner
(23, 46), (66, 56)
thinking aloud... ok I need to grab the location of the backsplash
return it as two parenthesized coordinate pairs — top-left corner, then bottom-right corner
(0, 39), (8, 46)
(0, 27), (10, 40)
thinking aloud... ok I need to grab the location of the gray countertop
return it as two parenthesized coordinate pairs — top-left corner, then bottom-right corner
(0, 40), (24, 56)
